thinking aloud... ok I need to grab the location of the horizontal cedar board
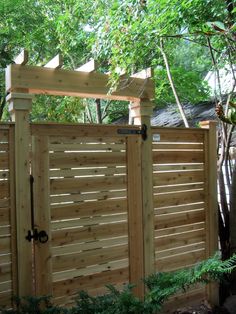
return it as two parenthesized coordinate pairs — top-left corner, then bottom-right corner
(156, 242), (205, 259)
(154, 183), (204, 194)
(0, 263), (11, 283)
(7, 64), (154, 101)
(31, 123), (140, 137)
(53, 244), (128, 272)
(0, 199), (9, 208)
(154, 202), (204, 215)
(155, 228), (205, 251)
(153, 151), (204, 163)
(0, 143), (9, 151)
(50, 166), (126, 178)
(0, 254), (11, 264)
(152, 143), (203, 150)
(0, 237), (11, 254)
(50, 152), (126, 168)
(52, 236), (128, 256)
(0, 181), (9, 198)
(51, 199), (127, 220)
(0, 226), (11, 236)
(52, 222), (128, 246)
(49, 136), (126, 145)
(154, 190), (205, 208)
(153, 164), (204, 171)
(52, 213), (127, 230)
(53, 267), (129, 297)
(0, 280), (11, 293)
(162, 287), (206, 313)
(155, 221), (205, 237)
(0, 291), (12, 308)
(0, 130), (9, 142)
(53, 259), (128, 282)
(0, 153), (9, 169)
(50, 175), (127, 194)
(151, 128), (205, 142)
(50, 143), (125, 152)
(154, 209), (205, 229)
(50, 189), (126, 204)
(153, 170), (204, 186)
(0, 208), (10, 225)
(155, 249), (205, 272)
(0, 171), (9, 180)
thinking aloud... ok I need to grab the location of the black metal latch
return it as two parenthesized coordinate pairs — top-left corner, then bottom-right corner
(117, 124), (147, 141)
(26, 228), (49, 244)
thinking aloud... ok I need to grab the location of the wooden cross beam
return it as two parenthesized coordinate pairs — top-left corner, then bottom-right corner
(6, 64), (154, 101)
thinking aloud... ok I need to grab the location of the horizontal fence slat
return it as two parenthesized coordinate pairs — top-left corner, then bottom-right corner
(50, 152), (126, 168)
(52, 222), (128, 246)
(155, 228), (205, 251)
(154, 190), (205, 208)
(53, 244), (128, 273)
(154, 183), (204, 194)
(50, 175), (127, 194)
(51, 199), (127, 220)
(53, 258), (129, 282)
(156, 242), (205, 259)
(153, 164), (204, 172)
(0, 290), (12, 308)
(0, 181), (9, 198)
(0, 208), (10, 225)
(53, 267), (129, 297)
(154, 202), (204, 215)
(0, 153), (9, 169)
(151, 128), (205, 142)
(153, 151), (204, 164)
(0, 237), (11, 254)
(50, 166), (126, 178)
(52, 213), (127, 230)
(154, 209), (205, 229)
(155, 222), (206, 237)
(153, 170), (204, 186)
(155, 249), (206, 272)
(52, 236), (128, 255)
(50, 143), (125, 152)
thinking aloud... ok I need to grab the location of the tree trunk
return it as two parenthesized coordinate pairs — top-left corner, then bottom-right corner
(159, 39), (189, 128)
(95, 99), (102, 124)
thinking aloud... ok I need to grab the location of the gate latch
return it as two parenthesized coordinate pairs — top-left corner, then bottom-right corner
(26, 228), (49, 243)
(117, 124), (147, 141)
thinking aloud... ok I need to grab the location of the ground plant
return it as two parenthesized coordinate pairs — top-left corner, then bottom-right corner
(1, 253), (236, 314)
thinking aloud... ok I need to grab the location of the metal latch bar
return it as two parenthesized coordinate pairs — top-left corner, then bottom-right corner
(117, 124), (147, 140)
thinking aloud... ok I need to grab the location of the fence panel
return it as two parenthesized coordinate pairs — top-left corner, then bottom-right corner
(32, 124), (131, 307)
(0, 125), (16, 308)
(152, 127), (208, 310)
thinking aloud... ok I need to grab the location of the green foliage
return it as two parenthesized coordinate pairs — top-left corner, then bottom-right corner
(154, 66), (210, 106)
(2, 254), (236, 314)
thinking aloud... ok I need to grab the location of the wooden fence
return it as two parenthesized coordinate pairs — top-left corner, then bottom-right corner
(0, 121), (218, 311)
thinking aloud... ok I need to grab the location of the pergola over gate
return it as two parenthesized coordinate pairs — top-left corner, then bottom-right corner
(0, 50), (218, 309)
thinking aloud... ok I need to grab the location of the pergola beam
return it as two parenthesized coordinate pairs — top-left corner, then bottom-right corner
(6, 64), (154, 101)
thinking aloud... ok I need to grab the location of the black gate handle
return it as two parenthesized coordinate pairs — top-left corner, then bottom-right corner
(26, 228), (49, 243)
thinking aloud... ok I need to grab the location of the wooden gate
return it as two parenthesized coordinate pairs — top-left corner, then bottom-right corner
(30, 123), (145, 306)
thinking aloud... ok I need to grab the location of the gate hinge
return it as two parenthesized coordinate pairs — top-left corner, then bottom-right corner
(117, 124), (147, 140)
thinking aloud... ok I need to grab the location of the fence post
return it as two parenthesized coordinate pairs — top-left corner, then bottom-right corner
(128, 100), (155, 297)
(200, 120), (219, 306)
(6, 92), (33, 297)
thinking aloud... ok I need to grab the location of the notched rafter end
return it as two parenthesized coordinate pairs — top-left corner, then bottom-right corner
(14, 49), (29, 65)
(44, 54), (63, 69)
(75, 59), (98, 73)
(131, 68), (153, 79)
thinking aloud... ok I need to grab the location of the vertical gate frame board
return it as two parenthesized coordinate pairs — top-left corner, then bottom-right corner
(127, 136), (144, 297)
(129, 100), (155, 289)
(200, 120), (218, 305)
(9, 125), (18, 297)
(32, 135), (52, 296)
(7, 93), (33, 297)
